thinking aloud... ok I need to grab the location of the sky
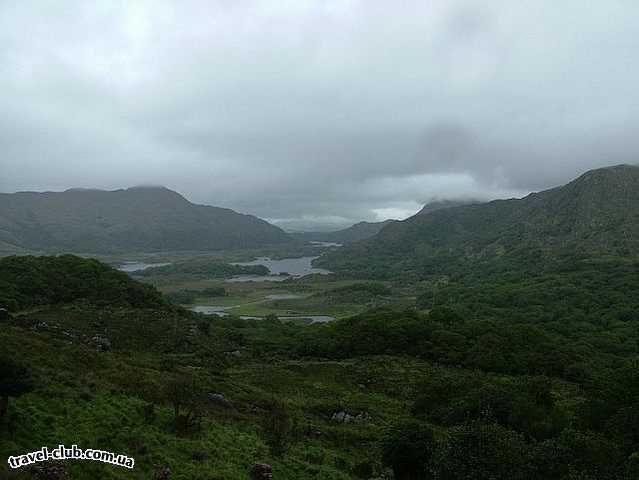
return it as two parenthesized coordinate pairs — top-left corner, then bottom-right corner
(1, 1), (638, 231)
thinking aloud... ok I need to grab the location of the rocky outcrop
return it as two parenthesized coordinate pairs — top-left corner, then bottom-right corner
(250, 463), (273, 479)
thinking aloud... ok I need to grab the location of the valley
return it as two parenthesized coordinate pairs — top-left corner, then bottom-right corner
(0, 164), (639, 480)
(1, 166), (639, 480)
(3, 4), (638, 478)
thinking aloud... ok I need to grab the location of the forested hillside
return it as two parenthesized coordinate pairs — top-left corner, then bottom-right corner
(318, 165), (639, 279)
(0, 187), (291, 253)
(1, 254), (638, 478)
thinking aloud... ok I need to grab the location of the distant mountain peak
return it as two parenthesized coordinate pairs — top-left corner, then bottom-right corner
(573, 164), (639, 182)
(291, 219), (397, 244)
(417, 199), (478, 216)
(126, 185), (171, 191)
(64, 187), (103, 192)
(0, 187), (290, 253)
(319, 164), (639, 277)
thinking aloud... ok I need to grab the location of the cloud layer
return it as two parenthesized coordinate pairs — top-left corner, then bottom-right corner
(1, 1), (638, 230)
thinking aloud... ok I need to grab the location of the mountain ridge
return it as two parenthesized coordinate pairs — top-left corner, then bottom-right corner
(317, 164), (639, 278)
(0, 186), (291, 253)
(290, 219), (398, 244)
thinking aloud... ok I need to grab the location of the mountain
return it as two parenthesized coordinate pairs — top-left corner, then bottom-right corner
(292, 219), (397, 244)
(416, 199), (478, 215)
(0, 254), (167, 311)
(0, 186), (290, 253)
(292, 200), (474, 245)
(317, 165), (639, 278)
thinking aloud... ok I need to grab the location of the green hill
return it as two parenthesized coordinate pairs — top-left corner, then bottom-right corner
(0, 254), (167, 312)
(0, 186), (290, 253)
(291, 220), (398, 244)
(317, 165), (639, 278)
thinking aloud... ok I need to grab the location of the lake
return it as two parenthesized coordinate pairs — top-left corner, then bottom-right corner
(190, 305), (231, 315)
(189, 305), (334, 323)
(117, 261), (172, 272)
(310, 241), (343, 247)
(226, 256), (331, 282)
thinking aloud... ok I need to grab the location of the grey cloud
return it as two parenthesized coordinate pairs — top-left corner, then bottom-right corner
(1, 0), (638, 229)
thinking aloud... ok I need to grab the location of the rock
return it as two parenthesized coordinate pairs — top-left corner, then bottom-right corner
(331, 410), (355, 423)
(304, 426), (323, 439)
(33, 321), (49, 331)
(250, 404), (267, 414)
(0, 308), (10, 321)
(225, 350), (242, 357)
(355, 412), (371, 423)
(208, 393), (237, 411)
(91, 335), (111, 351)
(31, 465), (70, 479)
(153, 467), (172, 480)
(331, 411), (345, 423)
(62, 331), (77, 339)
(249, 463), (273, 480)
(331, 410), (369, 424)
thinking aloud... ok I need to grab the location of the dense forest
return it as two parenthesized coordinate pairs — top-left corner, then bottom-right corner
(134, 259), (270, 278)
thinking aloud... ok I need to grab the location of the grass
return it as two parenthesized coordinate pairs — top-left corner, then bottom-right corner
(136, 269), (408, 320)
(0, 321), (451, 479)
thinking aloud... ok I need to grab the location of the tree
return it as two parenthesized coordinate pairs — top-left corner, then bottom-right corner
(0, 357), (34, 420)
(261, 400), (294, 456)
(381, 420), (435, 480)
(436, 421), (530, 480)
(164, 374), (205, 435)
(626, 452), (639, 480)
(534, 428), (623, 480)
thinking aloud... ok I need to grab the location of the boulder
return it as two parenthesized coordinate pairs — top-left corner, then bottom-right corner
(250, 463), (273, 480)
(208, 393), (237, 411)
(33, 321), (49, 331)
(355, 412), (371, 423)
(152, 467), (172, 480)
(304, 426), (323, 439)
(31, 465), (71, 479)
(331, 411), (355, 423)
(331, 410), (370, 424)
(91, 335), (111, 351)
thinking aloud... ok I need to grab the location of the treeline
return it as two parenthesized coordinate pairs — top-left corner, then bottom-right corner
(315, 282), (391, 303)
(295, 258), (639, 378)
(294, 308), (580, 377)
(135, 259), (269, 277)
(0, 255), (166, 312)
(165, 287), (226, 305)
(378, 357), (639, 479)
(418, 256), (639, 324)
(203, 307), (639, 478)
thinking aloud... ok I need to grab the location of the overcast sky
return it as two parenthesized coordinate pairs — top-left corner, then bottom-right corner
(1, 1), (638, 230)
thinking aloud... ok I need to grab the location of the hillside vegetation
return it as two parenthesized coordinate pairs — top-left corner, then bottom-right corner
(291, 220), (397, 244)
(1, 254), (638, 479)
(318, 165), (639, 278)
(0, 255), (167, 312)
(134, 258), (270, 278)
(0, 186), (290, 253)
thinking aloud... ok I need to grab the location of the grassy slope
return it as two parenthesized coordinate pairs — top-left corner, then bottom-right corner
(1, 320), (502, 479)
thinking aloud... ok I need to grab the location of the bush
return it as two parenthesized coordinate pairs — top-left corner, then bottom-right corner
(261, 400), (294, 456)
(381, 420), (435, 480)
